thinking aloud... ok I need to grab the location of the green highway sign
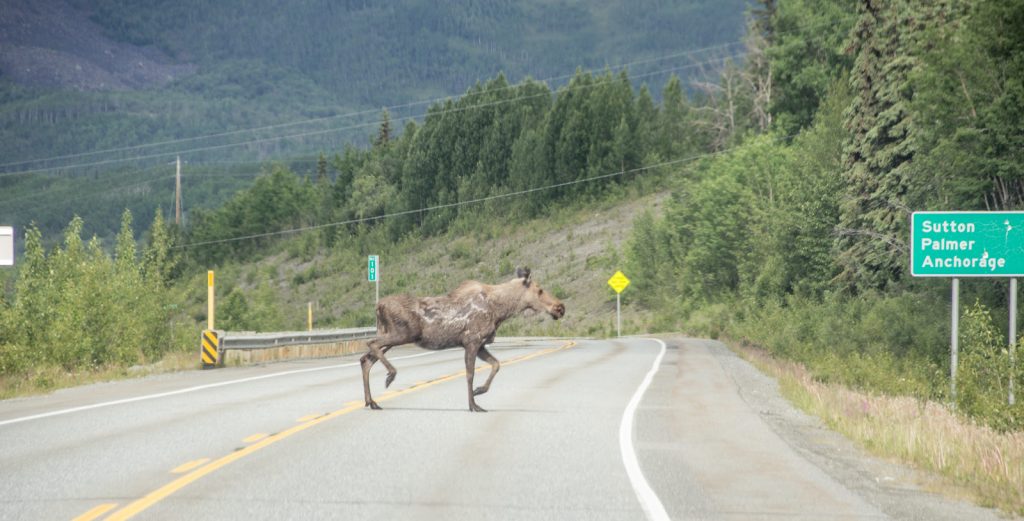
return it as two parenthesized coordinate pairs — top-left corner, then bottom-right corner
(911, 211), (1024, 277)
(368, 255), (379, 282)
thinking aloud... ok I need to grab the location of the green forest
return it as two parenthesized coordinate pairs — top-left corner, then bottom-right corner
(2, 0), (1023, 449)
(0, 0), (746, 244)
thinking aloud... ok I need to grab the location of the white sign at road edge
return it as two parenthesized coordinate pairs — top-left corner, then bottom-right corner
(0, 226), (13, 266)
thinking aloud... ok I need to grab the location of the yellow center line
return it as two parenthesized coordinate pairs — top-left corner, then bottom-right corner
(72, 503), (117, 521)
(99, 340), (576, 521)
(242, 433), (269, 443)
(171, 458), (210, 474)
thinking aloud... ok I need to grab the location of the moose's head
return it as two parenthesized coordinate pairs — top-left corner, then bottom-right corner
(515, 267), (565, 320)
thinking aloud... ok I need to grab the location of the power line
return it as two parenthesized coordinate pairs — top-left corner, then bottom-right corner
(175, 134), (798, 250)
(1, 13), (852, 176)
(0, 51), (745, 179)
(0, 46), (755, 224)
(0, 165), (166, 206)
(0, 171), (265, 217)
(0, 41), (745, 174)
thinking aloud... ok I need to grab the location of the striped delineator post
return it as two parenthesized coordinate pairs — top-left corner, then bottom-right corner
(201, 270), (220, 368)
(201, 330), (220, 369)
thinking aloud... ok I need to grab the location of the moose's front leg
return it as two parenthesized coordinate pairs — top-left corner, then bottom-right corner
(464, 345), (487, 412)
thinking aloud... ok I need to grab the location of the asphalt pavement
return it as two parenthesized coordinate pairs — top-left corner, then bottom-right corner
(0, 336), (1008, 520)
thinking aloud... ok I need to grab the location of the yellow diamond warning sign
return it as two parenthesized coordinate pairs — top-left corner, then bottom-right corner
(607, 270), (630, 294)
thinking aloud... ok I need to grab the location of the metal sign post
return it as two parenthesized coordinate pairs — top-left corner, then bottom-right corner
(1011, 278), (1018, 405)
(951, 278), (959, 401)
(368, 255), (379, 305)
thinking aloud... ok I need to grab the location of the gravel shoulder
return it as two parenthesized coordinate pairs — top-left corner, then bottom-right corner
(671, 335), (1013, 521)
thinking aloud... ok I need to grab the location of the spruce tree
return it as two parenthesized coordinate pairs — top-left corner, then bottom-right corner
(834, 0), (923, 291)
(316, 152), (329, 183)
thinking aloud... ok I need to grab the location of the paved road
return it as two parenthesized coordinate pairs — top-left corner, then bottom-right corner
(0, 337), (1007, 520)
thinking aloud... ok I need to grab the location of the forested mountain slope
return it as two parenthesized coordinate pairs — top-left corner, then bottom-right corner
(0, 0), (746, 240)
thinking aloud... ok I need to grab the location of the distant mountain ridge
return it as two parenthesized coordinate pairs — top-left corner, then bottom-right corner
(0, 0), (746, 242)
(0, 0), (194, 90)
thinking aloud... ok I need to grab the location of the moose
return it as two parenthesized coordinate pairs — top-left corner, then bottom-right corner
(360, 267), (565, 412)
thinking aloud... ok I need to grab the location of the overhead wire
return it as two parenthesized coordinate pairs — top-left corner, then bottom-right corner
(0, 41), (745, 173)
(3, 16), (851, 232)
(175, 132), (799, 250)
(0, 50), (746, 179)
(0, 13), (851, 176)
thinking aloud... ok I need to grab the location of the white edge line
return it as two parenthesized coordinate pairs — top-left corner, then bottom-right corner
(619, 337), (670, 521)
(0, 351), (440, 428)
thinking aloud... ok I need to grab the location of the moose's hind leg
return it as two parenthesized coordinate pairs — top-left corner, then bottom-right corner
(380, 345), (397, 388)
(473, 346), (500, 396)
(362, 339), (399, 410)
(366, 339), (398, 388)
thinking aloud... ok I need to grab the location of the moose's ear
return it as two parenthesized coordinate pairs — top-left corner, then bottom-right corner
(516, 267), (531, 285)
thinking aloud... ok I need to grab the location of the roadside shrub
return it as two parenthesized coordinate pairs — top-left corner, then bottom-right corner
(957, 302), (1023, 431)
(2, 215), (188, 387)
(725, 293), (946, 401)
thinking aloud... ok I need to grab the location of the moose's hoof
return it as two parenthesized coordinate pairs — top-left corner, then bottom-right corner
(385, 372), (396, 388)
(366, 400), (382, 410)
(472, 386), (488, 396)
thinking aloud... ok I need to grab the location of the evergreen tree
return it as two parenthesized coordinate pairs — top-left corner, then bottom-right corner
(834, 0), (925, 291)
(910, 0), (1024, 211)
(316, 152), (329, 183)
(114, 209), (138, 276)
(633, 84), (658, 156)
(374, 108), (392, 148)
(767, 0), (856, 135)
(658, 75), (702, 159)
(143, 208), (176, 287)
(745, 0), (776, 132)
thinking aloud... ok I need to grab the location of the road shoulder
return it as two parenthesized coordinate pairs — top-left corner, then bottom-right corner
(681, 335), (1009, 521)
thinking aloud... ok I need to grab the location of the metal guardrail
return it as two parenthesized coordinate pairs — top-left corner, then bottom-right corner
(220, 327), (377, 350)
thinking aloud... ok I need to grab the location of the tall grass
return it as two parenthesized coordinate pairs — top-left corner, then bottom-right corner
(738, 344), (1024, 515)
(682, 292), (1023, 431)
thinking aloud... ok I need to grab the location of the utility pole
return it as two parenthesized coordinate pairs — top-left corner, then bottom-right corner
(175, 156), (182, 225)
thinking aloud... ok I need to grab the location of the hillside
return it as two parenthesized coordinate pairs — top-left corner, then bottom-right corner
(205, 190), (669, 339)
(2, 0), (1023, 512)
(0, 0), (747, 244)
(0, 0), (194, 90)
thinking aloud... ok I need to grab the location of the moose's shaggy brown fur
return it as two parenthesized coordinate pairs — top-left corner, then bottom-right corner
(361, 267), (565, 412)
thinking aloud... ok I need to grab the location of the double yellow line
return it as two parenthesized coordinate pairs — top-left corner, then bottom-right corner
(76, 340), (575, 521)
